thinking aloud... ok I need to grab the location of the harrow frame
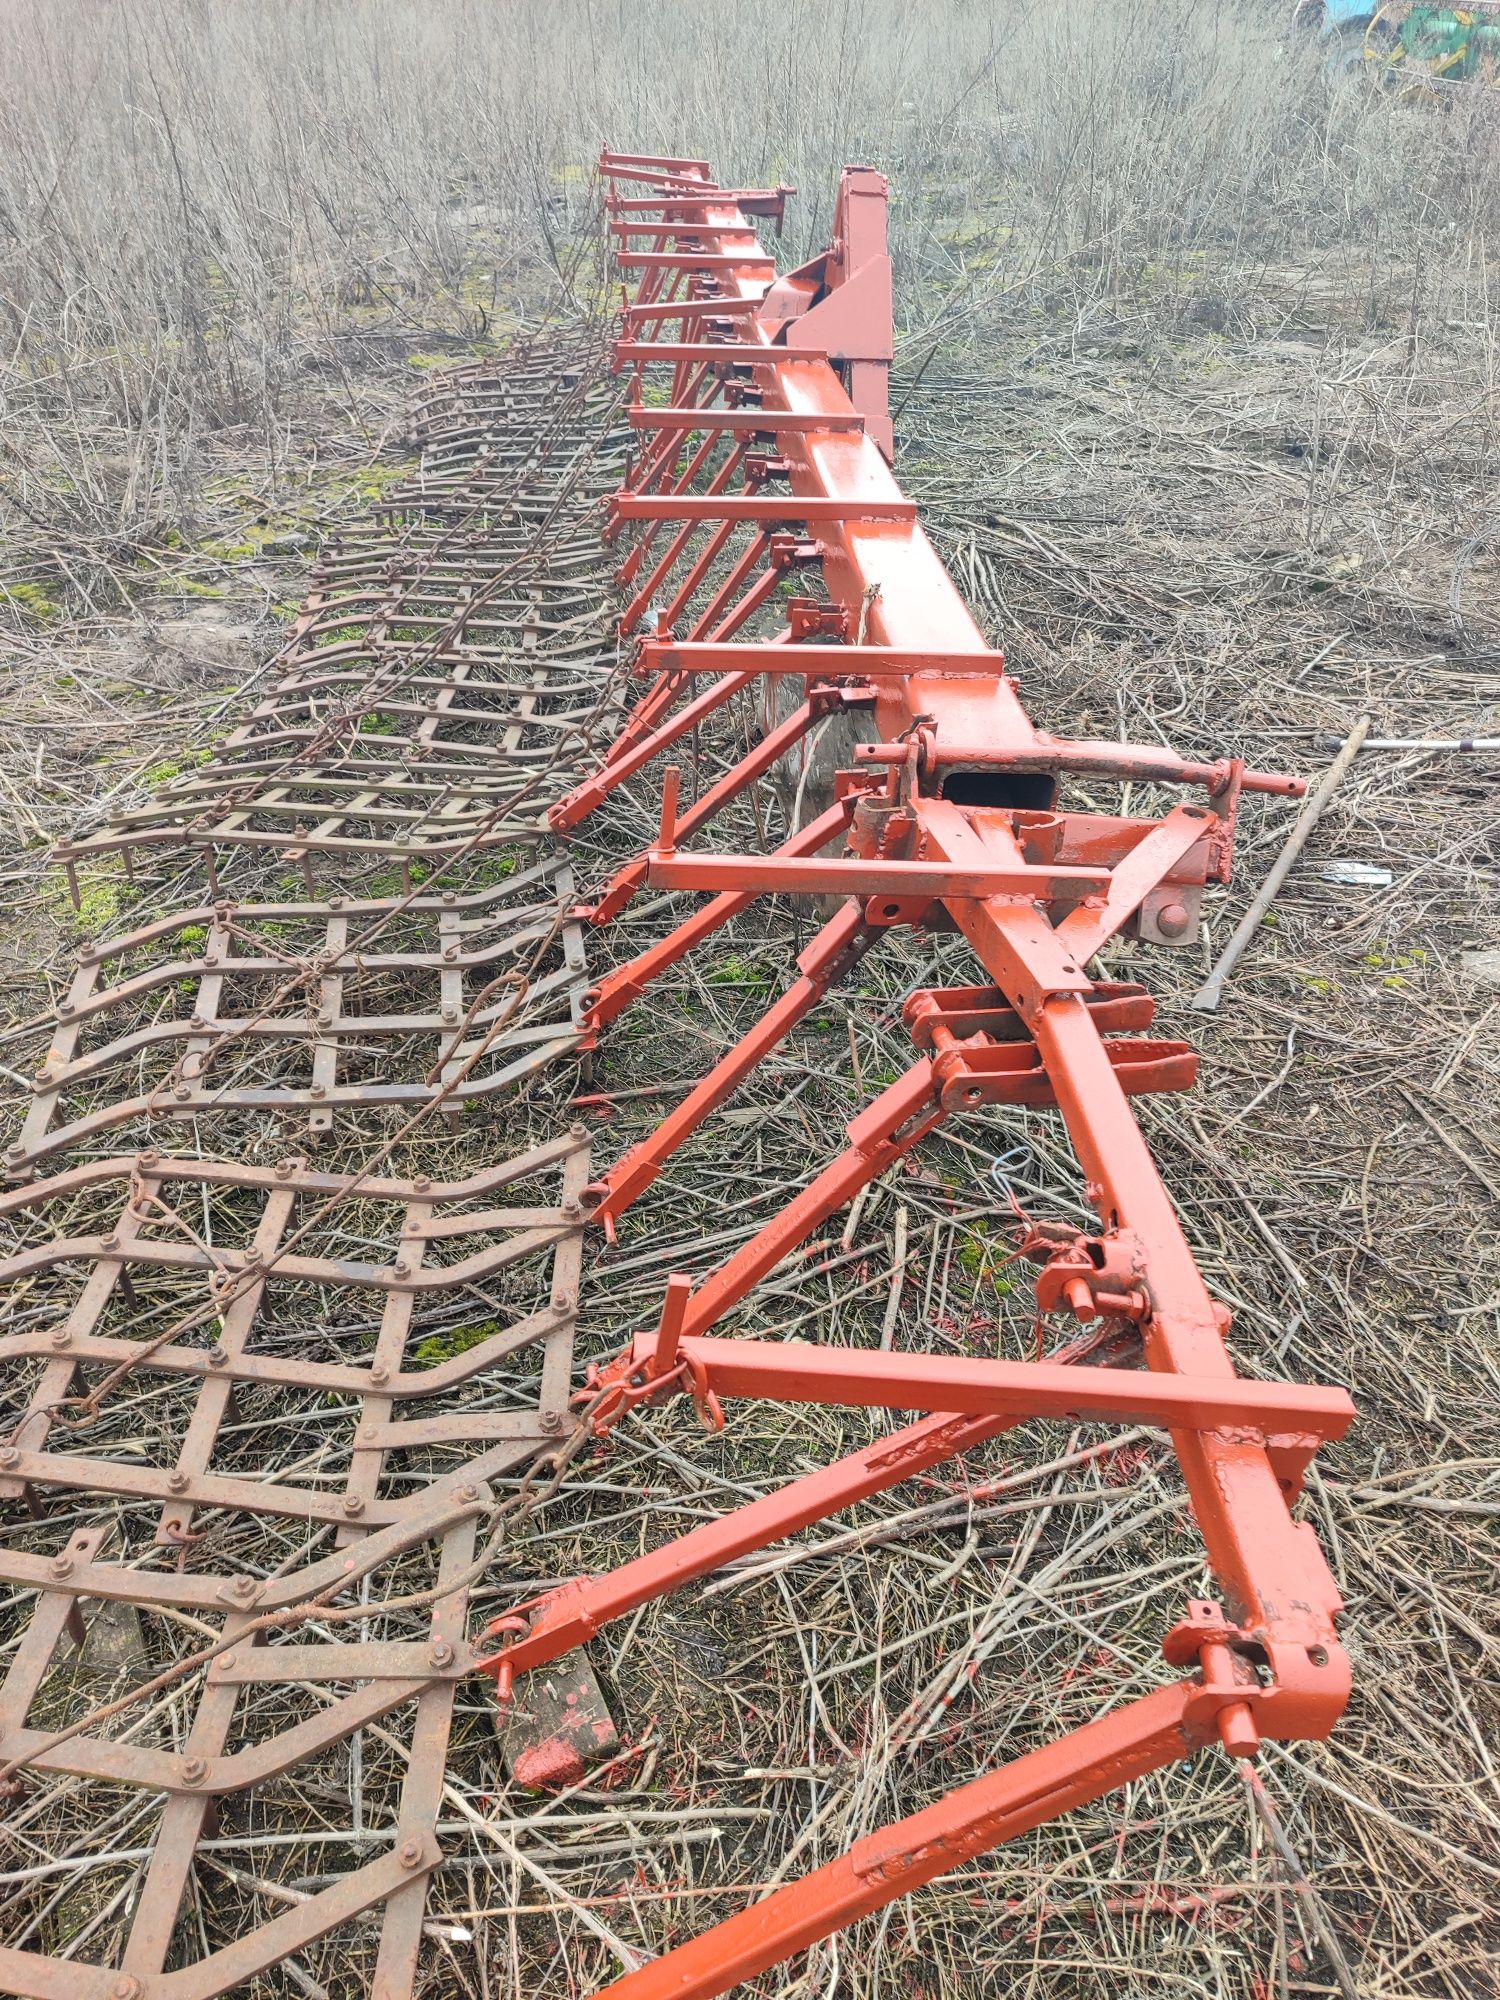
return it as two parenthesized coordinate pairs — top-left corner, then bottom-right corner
(470, 148), (1355, 1997)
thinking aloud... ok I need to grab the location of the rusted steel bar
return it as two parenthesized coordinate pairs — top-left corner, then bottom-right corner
(1190, 713), (1372, 1012)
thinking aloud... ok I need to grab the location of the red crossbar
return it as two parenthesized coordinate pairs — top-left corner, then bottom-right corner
(627, 404), (866, 433)
(611, 495), (918, 522)
(617, 1331), (1355, 1437)
(615, 340), (790, 364)
(617, 250), (776, 270)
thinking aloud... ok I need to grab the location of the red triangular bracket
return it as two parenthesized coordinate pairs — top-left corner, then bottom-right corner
(760, 166), (895, 460)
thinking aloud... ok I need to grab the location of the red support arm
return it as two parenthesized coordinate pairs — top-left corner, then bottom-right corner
(584, 800), (853, 1027)
(590, 1683), (1209, 2000)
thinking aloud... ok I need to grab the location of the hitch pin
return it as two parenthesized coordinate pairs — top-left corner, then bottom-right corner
(1200, 1631), (1261, 1758)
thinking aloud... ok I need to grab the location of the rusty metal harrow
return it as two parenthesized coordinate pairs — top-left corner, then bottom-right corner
(0, 332), (615, 1998)
(0, 161), (1358, 1998)
(54, 339), (622, 894)
(7, 860), (587, 1175)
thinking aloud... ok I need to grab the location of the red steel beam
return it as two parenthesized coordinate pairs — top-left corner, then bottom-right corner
(641, 850), (1110, 900)
(594, 1682), (1208, 2000)
(618, 1330), (1356, 1438)
(610, 495), (918, 523)
(614, 340), (799, 364)
(627, 404), (866, 434)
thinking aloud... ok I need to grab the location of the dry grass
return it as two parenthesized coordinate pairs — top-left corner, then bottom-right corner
(0, 3), (1498, 1997)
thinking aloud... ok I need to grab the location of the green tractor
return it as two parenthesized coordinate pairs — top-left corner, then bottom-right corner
(1297, 1), (1500, 87)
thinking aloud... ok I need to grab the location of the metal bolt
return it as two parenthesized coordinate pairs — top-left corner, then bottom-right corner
(231, 1576), (260, 1602)
(50, 1555), (73, 1579)
(413, 1176), (431, 1193)
(370, 1364), (389, 1386)
(217, 1652), (237, 1672)
(167, 1470), (188, 1494)
(569, 1121), (588, 1141)
(137, 1149), (160, 1169)
(399, 1837), (424, 1869)
(310, 1083), (326, 1099)
(174, 1085), (191, 1101)
(341, 1493), (365, 1517)
(50, 1327), (71, 1348)
(540, 1410), (565, 1435)
(441, 1004), (458, 1023)
(100, 1232), (119, 1251)
(391, 1258), (410, 1277)
(456, 1483), (480, 1503)
(430, 1638), (454, 1667)
(180, 1756), (207, 1786)
(209, 1347), (230, 1368)
(561, 1198), (582, 1222)
(1155, 900), (1191, 939)
(111, 1978), (143, 2000)
(0, 1445), (17, 1468)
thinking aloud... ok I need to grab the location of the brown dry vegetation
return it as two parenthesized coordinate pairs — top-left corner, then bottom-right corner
(1, 3), (1498, 1998)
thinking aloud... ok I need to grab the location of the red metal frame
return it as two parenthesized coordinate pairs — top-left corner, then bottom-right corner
(475, 150), (1353, 1998)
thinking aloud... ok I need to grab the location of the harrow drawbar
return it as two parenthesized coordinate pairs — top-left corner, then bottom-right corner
(0, 150), (1358, 1999)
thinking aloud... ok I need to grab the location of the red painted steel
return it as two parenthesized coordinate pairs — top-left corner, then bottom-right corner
(475, 150), (1353, 1997)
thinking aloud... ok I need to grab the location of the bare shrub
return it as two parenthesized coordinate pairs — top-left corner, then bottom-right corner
(1, 0), (1496, 560)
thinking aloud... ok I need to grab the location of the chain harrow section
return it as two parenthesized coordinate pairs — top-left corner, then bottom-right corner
(0, 330), (619, 1997)
(7, 858), (587, 1174)
(54, 335), (622, 892)
(0, 1136), (588, 1534)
